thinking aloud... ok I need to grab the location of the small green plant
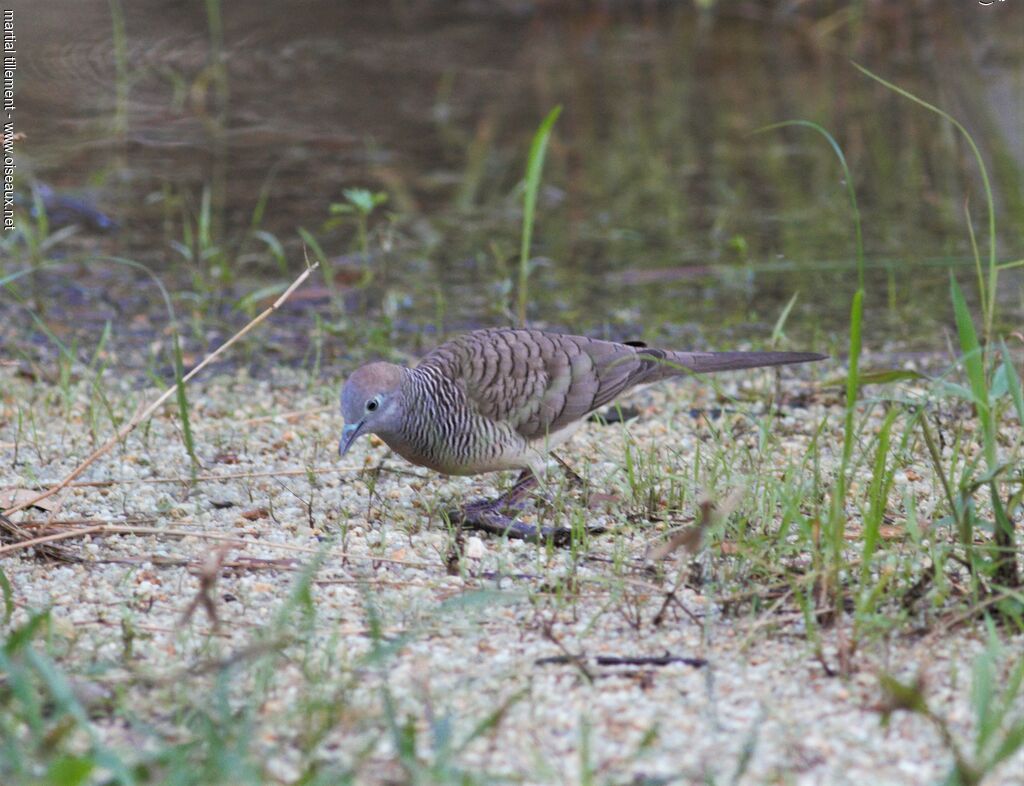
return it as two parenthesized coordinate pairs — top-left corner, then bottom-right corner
(0, 611), (133, 785)
(328, 188), (388, 258)
(878, 628), (1024, 786)
(168, 180), (289, 301)
(517, 105), (562, 327)
(171, 185), (232, 289)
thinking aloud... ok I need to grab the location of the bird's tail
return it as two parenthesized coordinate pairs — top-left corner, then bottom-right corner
(650, 350), (826, 379)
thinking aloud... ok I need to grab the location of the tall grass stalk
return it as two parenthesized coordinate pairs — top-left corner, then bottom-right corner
(852, 62), (998, 346)
(757, 120), (866, 608)
(517, 106), (562, 327)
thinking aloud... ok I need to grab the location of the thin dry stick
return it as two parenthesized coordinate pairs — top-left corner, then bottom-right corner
(0, 525), (106, 556)
(242, 405), (334, 425)
(14, 463), (431, 491)
(14, 516), (156, 530)
(2, 263), (319, 519)
(0, 523), (434, 568)
(0, 510), (81, 562)
(90, 554), (299, 571)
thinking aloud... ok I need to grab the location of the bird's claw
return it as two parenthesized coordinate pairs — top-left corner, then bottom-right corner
(449, 502), (577, 546)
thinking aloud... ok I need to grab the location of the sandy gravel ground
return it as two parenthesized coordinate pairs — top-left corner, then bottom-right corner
(1, 362), (1022, 785)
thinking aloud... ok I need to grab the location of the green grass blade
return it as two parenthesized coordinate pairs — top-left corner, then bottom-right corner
(991, 722), (1024, 770)
(858, 369), (929, 385)
(756, 119), (864, 591)
(861, 406), (899, 583)
(963, 198), (988, 334)
(755, 119), (864, 473)
(251, 229), (287, 273)
(770, 291), (799, 346)
(756, 120), (864, 287)
(297, 227), (328, 267)
(235, 282), (288, 315)
(950, 274), (994, 466)
(0, 567), (13, 625)
(173, 332), (199, 477)
(1000, 341), (1024, 424)
(843, 287), (864, 472)
(518, 105), (562, 327)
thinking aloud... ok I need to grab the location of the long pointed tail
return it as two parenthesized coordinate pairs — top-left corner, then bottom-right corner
(658, 350), (827, 377)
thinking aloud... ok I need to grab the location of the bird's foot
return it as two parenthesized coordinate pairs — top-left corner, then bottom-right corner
(449, 470), (557, 544)
(449, 501), (577, 546)
(449, 469), (605, 546)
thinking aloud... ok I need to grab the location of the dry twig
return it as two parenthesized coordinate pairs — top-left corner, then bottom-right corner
(0, 522), (434, 568)
(242, 405), (333, 425)
(0, 511), (83, 562)
(12, 463), (430, 491)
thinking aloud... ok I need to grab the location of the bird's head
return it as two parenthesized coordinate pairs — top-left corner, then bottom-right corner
(338, 362), (407, 457)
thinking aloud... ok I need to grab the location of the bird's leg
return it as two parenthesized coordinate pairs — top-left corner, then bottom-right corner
(550, 452), (585, 489)
(451, 467), (607, 545)
(460, 469), (537, 516)
(451, 470), (588, 545)
(551, 452), (613, 510)
(501, 468), (541, 507)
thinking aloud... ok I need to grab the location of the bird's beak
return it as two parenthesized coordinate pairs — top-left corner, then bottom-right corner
(338, 421), (364, 457)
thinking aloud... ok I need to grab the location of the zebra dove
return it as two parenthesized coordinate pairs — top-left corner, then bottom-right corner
(338, 328), (824, 539)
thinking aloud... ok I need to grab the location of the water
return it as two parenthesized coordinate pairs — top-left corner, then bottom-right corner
(5, 1), (1023, 365)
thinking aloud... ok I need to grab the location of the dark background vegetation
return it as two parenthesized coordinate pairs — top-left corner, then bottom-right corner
(3, 0), (1022, 372)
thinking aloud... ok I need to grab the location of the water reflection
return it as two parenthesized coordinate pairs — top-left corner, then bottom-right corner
(5, 1), (1023, 361)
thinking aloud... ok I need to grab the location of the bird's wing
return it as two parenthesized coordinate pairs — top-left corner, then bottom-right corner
(419, 329), (661, 441)
(418, 329), (825, 443)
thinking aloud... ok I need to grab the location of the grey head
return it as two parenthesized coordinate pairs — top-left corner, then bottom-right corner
(338, 361), (407, 457)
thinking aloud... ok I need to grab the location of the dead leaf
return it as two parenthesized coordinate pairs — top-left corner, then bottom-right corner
(646, 489), (744, 561)
(648, 525), (705, 560)
(1, 488), (63, 513)
(240, 508), (269, 521)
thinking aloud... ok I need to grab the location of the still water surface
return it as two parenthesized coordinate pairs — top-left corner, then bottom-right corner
(6, 1), (1023, 364)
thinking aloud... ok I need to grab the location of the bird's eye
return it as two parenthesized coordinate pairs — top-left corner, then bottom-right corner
(365, 398), (379, 412)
